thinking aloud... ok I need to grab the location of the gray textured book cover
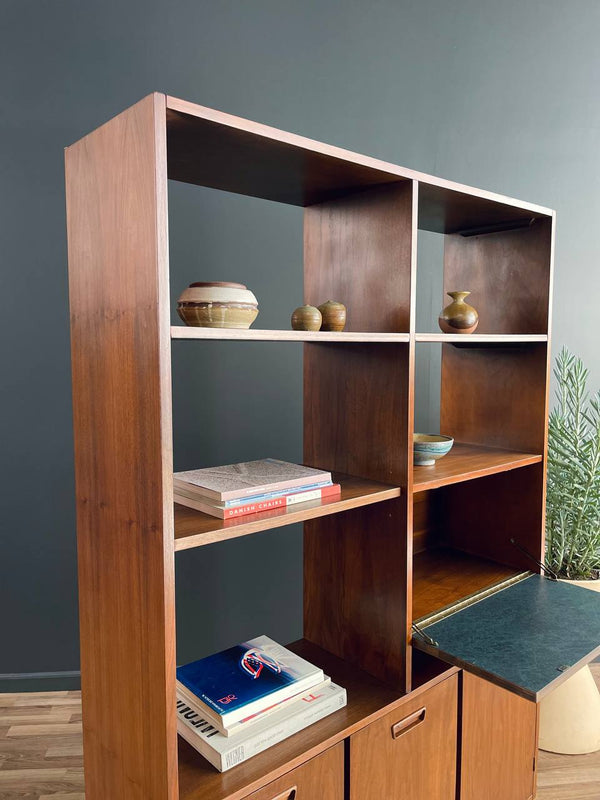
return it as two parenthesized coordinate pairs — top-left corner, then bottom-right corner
(174, 458), (331, 501)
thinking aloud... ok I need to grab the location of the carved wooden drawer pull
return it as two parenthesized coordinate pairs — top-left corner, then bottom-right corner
(391, 706), (426, 739)
(269, 787), (297, 800)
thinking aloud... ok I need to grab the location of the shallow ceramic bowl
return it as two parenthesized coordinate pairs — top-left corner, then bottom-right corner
(177, 282), (259, 329)
(413, 434), (454, 466)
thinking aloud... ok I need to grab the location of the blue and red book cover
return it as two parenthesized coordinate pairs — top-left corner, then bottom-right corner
(176, 635), (324, 731)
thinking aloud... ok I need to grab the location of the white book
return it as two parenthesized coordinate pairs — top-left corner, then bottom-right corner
(177, 680), (347, 772)
(174, 459), (332, 501)
(176, 635), (324, 734)
(177, 677), (332, 738)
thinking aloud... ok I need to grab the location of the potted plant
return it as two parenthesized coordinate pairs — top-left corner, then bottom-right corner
(540, 346), (600, 756)
(546, 347), (600, 581)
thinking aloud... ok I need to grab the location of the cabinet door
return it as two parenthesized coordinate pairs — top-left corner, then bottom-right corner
(349, 674), (458, 800)
(245, 742), (344, 800)
(461, 672), (537, 800)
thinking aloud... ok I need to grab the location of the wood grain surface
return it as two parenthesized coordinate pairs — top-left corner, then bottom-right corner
(349, 674), (458, 800)
(171, 327), (410, 342)
(439, 465), (547, 573)
(302, 181), (415, 691)
(66, 93), (178, 799)
(415, 333), (548, 344)
(0, 690), (83, 799)
(303, 345), (411, 689)
(304, 182), (413, 332)
(460, 672), (537, 800)
(412, 547), (518, 622)
(441, 344), (549, 453)
(413, 442), (542, 493)
(443, 219), (553, 335)
(243, 744), (343, 800)
(173, 474), (401, 550)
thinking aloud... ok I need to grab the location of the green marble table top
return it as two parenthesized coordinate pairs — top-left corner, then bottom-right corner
(415, 574), (600, 701)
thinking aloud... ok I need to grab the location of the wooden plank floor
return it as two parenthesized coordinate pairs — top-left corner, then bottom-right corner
(0, 690), (83, 800)
(0, 672), (598, 799)
(538, 663), (600, 800)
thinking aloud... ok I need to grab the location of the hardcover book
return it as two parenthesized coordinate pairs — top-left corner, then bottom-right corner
(176, 636), (324, 733)
(174, 459), (332, 501)
(177, 677), (333, 737)
(174, 483), (341, 519)
(177, 479), (333, 508)
(176, 680), (347, 772)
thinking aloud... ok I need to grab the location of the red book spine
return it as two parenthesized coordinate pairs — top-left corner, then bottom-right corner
(223, 483), (341, 519)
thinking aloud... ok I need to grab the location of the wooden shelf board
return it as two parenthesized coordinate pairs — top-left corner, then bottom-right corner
(412, 442), (542, 493)
(165, 95), (553, 229)
(178, 639), (455, 800)
(412, 547), (519, 623)
(174, 474), (401, 551)
(415, 333), (548, 345)
(171, 327), (410, 342)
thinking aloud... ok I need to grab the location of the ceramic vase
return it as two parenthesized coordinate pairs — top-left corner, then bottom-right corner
(291, 305), (322, 331)
(438, 291), (479, 334)
(318, 300), (346, 332)
(177, 281), (259, 328)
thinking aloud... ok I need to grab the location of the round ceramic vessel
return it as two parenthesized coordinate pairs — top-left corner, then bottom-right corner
(177, 282), (259, 329)
(438, 291), (479, 334)
(291, 305), (322, 331)
(318, 300), (346, 332)
(413, 434), (454, 466)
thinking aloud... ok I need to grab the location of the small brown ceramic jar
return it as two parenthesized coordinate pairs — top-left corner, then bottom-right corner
(318, 300), (346, 332)
(291, 305), (322, 331)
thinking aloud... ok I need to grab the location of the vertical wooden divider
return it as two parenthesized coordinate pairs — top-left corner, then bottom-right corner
(66, 94), (178, 799)
(303, 182), (416, 690)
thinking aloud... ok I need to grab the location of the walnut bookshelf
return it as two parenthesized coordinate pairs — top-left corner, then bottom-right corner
(66, 93), (600, 800)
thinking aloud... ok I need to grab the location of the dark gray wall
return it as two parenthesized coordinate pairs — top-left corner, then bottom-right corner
(2, 0), (599, 687)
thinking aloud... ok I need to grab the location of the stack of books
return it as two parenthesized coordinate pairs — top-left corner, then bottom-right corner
(174, 458), (340, 519)
(176, 635), (347, 772)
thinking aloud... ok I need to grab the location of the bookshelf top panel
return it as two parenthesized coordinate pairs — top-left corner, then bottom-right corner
(165, 95), (553, 228)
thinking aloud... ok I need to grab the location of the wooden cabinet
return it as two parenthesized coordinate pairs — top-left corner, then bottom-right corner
(461, 672), (537, 800)
(244, 744), (344, 800)
(349, 675), (458, 800)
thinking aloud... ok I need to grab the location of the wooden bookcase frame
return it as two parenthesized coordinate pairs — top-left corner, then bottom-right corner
(66, 93), (555, 800)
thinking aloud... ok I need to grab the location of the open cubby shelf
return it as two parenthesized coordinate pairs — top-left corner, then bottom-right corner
(171, 327), (410, 342)
(412, 443), (542, 493)
(173, 474), (401, 550)
(166, 95), (552, 231)
(178, 639), (457, 800)
(68, 93), (592, 800)
(412, 547), (520, 623)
